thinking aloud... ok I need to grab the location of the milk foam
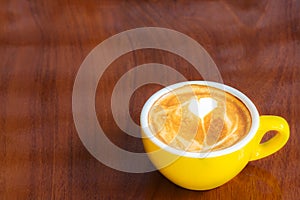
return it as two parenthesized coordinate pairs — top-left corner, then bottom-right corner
(148, 85), (252, 152)
(188, 97), (218, 119)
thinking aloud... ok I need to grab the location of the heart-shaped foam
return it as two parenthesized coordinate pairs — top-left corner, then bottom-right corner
(188, 97), (218, 119)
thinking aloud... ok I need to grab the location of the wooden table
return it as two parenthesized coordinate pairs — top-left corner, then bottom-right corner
(1, 0), (299, 199)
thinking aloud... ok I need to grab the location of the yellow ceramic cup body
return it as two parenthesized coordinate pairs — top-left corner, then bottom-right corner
(140, 81), (289, 190)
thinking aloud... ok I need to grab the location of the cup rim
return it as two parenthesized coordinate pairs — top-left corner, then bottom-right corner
(140, 81), (260, 158)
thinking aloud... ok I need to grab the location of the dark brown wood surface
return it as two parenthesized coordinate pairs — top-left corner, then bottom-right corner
(1, 0), (299, 199)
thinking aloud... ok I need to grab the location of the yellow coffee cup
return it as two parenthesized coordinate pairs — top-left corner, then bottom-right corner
(140, 81), (289, 190)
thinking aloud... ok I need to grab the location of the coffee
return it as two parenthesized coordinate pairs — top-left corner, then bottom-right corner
(148, 84), (252, 152)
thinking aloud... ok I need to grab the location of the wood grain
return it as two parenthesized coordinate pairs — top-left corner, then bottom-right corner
(1, 0), (299, 199)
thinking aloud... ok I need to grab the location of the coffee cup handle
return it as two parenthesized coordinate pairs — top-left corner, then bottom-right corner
(249, 116), (290, 161)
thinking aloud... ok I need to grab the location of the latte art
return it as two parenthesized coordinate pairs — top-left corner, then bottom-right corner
(148, 84), (252, 152)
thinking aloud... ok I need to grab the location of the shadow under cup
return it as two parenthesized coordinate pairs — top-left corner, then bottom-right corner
(140, 81), (290, 190)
